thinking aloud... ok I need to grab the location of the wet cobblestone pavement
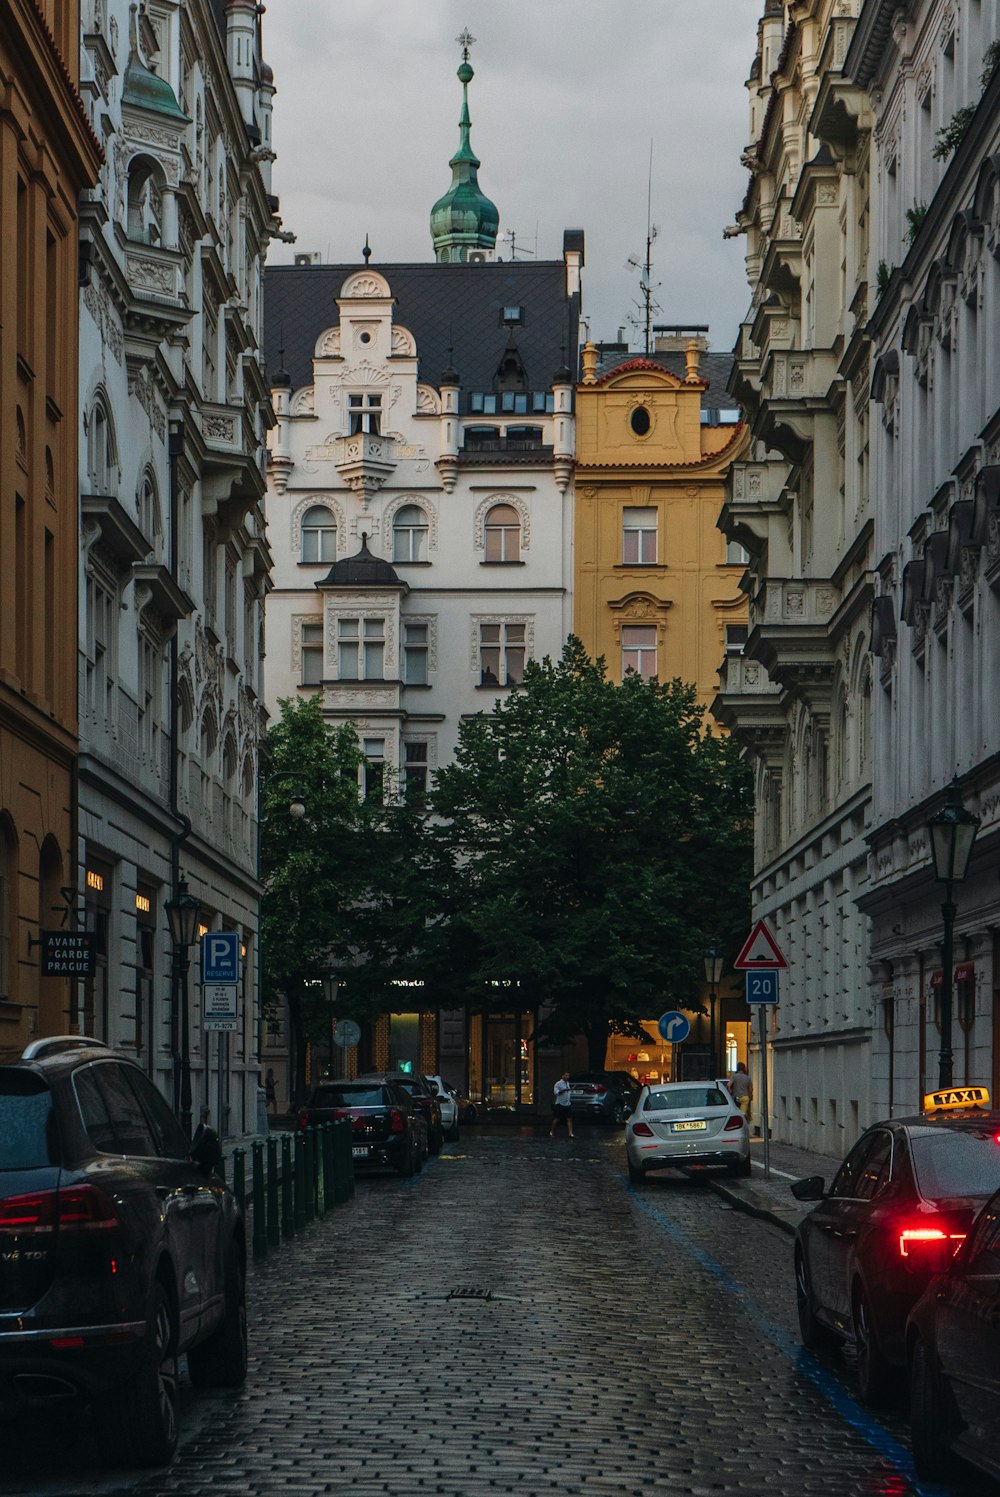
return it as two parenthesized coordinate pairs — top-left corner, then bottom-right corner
(3, 1127), (995, 1497)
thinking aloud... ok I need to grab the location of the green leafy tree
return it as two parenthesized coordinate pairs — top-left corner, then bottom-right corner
(260, 696), (427, 1100)
(427, 638), (753, 1068)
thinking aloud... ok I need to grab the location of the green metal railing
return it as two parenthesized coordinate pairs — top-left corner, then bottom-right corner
(235, 1120), (355, 1260)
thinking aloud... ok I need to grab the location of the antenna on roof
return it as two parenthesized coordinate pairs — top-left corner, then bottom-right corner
(625, 140), (661, 355)
(499, 230), (535, 261)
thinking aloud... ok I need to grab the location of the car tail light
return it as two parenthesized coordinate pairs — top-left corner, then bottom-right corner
(0, 1186), (119, 1234)
(389, 1108), (405, 1133)
(631, 1122), (654, 1137)
(593, 1085), (608, 1095)
(350, 1114), (368, 1134)
(898, 1226), (965, 1263)
(724, 1115), (744, 1131)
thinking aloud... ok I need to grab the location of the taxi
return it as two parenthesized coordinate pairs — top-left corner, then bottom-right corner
(791, 1085), (1000, 1404)
(907, 1182), (1000, 1483)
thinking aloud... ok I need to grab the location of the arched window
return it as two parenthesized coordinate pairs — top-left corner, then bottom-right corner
(300, 505), (336, 564)
(393, 505), (428, 562)
(138, 468), (160, 541)
(87, 399), (117, 492)
(484, 504), (520, 563)
(126, 158), (161, 244)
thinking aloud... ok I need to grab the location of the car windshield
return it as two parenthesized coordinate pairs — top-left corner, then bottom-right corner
(0, 1071), (57, 1168)
(310, 1086), (384, 1109)
(911, 1128), (1000, 1198)
(644, 1087), (730, 1112)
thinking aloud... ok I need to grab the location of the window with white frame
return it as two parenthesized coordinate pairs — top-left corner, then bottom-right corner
(393, 505), (428, 562)
(362, 737), (385, 803)
(402, 621), (428, 684)
(622, 508), (657, 565)
(137, 630), (161, 761)
(87, 401), (116, 492)
(479, 622), (525, 686)
(403, 741), (428, 800)
(138, 469), (159, 542)
(337, 617), (384, 680)
(725, 625), (749, 656)
(85, 571), (117, 720)
(348, 392), (381, 435)
(484, 504), (521, 562)
(301, 621), (324, 684)
(300, 505), (337, 564)
(622, 625), (657, 678)
(726, 539), (749, 565)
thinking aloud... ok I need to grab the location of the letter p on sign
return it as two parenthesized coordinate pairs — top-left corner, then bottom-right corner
(201, 930), (239, 984)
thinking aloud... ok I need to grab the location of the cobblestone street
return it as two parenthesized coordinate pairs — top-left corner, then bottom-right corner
(5, 1127), (995, 1497)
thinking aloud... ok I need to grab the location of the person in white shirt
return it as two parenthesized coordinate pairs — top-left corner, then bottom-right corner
(549, 1071), (575, 1138)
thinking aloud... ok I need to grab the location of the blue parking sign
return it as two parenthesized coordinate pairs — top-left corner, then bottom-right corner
(745, 970), (778, 1004)
(201, 931), (240, 985)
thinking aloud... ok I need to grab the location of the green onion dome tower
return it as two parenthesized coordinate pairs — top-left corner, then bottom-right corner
(430, 31), (499, 263)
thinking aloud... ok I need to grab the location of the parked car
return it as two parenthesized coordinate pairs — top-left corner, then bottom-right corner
(569, 1070), (641, 1124)
(0, 1036), (247, 1467)
(907, 1183), (1000, 1483)
(791, 1086), (1000, 1404)
(447, 1082), (479, 1123)
(368, 1072), (444, 1154)
(625, 1081), (751, 1182)
(425, 1076), (460, 1141)
(298, 1077), (425, 1175)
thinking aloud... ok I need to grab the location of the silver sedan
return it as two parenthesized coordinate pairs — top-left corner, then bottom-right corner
(625, 1081), (751, 1183)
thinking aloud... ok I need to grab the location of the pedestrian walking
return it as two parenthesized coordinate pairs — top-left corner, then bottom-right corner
(265, 1068), (277, 1114)
(549, 1071), (575, 1138)
(728, 1060), (753, 1121)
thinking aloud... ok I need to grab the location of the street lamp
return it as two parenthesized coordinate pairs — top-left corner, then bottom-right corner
(927, 782), (980, 1090)
(165, 878), (202, 1136)
(703, 947), (725, 1080)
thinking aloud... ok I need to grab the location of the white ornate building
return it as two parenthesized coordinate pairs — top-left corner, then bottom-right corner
(849, 0), (1000, 1111)
(716, 0), (877, 1152)
(76, 0), (279, 1133)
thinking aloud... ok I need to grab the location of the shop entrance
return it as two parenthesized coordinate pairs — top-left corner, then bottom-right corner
(469, 1011), (535, 1114)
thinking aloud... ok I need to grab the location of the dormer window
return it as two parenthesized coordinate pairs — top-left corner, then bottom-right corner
(348, 392), (381, 435)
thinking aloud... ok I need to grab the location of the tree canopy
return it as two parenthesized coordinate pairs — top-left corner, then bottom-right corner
(427, 638), (753, 1066)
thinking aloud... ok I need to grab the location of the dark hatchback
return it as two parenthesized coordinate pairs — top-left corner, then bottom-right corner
(792, 1101), (1000, 1404)
(569, 1071), (641, 1125)
(298, 1078), (424, 1176)
(377, 1073), (444, 1154)
(908, 1184), (1000, 1484)
(0, 1037), (246, 1466)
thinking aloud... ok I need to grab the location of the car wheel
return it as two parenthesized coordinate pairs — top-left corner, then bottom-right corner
(396, 1140), (416, 1177)
(613, 1103), (629, 1125)
(110, 1282), (178, 1467)
(187, 1242), (248, 1389)
(794, 1248), (836, 1351)
(910, 1336), (952, 1482)
(429, 1128), (443, 1156)
(627, 1158), (645, 1185)
(726, 1154), (752, 1178)
(853, 1282), (894, 1405)
(467, 1104), (478, 1123)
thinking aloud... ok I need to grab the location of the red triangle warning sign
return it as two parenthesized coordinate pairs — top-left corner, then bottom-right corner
(733, 918), (788, 970)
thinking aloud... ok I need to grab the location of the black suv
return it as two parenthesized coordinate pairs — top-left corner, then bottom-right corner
(298, 1077), (425, 1176)
(0, 1037), (247, 1466)
(568, 1070), (642, 1124)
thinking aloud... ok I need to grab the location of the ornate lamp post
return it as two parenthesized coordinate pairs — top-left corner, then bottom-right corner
(703, 947), (725, 1080)
(165, 878), (202, 1136)
(927, 783), (980, 1090)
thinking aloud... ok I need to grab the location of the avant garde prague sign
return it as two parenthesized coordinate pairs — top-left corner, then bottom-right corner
(40, 931), (95, 977)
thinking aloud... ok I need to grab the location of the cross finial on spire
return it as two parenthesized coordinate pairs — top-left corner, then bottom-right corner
(456, 28), (475, 62)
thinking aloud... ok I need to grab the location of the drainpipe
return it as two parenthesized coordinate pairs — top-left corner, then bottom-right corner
(167, 418), (191, 1114)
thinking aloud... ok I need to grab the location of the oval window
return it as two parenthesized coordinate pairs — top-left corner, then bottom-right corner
(630, 406), (651, 436)
(359, 331), (372, 345)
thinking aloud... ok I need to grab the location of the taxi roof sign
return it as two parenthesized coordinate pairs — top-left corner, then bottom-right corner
(923, 1085), (991, 1113)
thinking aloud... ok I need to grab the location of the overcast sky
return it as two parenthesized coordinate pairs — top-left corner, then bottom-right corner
(265, 0), (757, 353)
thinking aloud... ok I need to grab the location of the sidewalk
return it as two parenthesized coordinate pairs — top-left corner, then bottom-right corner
(709, 1135), (844, 1235)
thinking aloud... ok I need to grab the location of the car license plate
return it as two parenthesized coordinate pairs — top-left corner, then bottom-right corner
(672, 1120), (707, 1132)
(352, 1145), (371, 1159)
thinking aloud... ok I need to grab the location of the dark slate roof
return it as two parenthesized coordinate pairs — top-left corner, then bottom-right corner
(317, 536), (403, 588)
(264, 260), (578, 396)
(592, 346), (739, 412)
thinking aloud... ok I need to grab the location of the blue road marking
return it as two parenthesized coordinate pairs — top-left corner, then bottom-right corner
(626, 1182), (951, 1497)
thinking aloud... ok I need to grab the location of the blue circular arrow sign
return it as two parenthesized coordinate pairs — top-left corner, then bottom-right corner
(657, 1010), (690, 1043)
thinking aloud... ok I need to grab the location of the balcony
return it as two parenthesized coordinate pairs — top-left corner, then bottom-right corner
(711, 654), (786, 767)
(722, 459), (793, 564)
(749, 578), (840, 715)
(334, 432), (396, 501)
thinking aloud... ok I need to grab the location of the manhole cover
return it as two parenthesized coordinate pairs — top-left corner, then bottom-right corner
(447, 1286), (493, 1301)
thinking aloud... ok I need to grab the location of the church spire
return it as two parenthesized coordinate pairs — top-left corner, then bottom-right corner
(430, 30), (499, 263)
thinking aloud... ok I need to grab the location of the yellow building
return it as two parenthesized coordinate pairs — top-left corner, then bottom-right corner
(574, 335), (750, 711)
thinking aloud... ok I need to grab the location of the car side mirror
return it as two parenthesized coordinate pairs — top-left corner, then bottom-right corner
(790, 1175), (825, 1202)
